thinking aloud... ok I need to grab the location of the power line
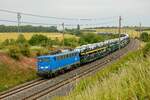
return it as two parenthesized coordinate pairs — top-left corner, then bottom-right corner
(139, 22), (142, 37)
(17, 13), (21, 34)
(0, 9), (77, 20)
(62, 23), (65, 48)
(118, 16), (122, 50)
(0, 9), (117, 21)
(0, 19), (59, 26)
(0, 19), (116, 27)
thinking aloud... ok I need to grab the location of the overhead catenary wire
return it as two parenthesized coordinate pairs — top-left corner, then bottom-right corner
(0, 19), (59, 26)
(0, 19), (117, 27)
(0, 9), (118, 21)
(0, 8), (119, 31)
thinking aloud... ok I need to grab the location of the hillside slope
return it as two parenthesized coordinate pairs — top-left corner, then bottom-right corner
(0, 52), (37, 92)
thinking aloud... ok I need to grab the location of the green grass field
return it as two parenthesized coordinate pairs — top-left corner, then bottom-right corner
(54, 45), (150, 100)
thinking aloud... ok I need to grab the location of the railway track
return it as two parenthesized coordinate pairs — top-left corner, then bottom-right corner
(0, 39), (139, 100)
(25, 55), (123, 100)
(0, 78), (47, 99)
(26, 39), (139, 100)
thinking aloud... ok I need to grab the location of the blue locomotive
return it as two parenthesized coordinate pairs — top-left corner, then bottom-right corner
(37, 51), (80, 77)
(37, 34), (130, 77)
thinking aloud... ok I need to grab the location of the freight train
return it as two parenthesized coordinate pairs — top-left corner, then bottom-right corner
(37, 34), (130, 77)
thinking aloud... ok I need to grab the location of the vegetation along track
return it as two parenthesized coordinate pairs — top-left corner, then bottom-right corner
(0, 39), (139, 100)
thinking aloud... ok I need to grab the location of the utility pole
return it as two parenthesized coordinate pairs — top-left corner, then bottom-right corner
(125, 26), (127, 33)
(139, 22), (142, 37)
(62, 23), (65, 49)
(118, 16), (122, 50)
(17, 12), (21, 34)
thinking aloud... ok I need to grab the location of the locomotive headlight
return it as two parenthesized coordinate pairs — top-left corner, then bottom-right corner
(45, 66), (48, 69)
(40, 66), (49, 69)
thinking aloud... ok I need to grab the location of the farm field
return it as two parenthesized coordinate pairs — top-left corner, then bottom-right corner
(0, 29), (149, 42)
(144, 30), (150, 34)
(0, 32), (77, 42)
(96, 28), (149, 38)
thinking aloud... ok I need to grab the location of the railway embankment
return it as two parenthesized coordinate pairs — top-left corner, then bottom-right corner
(54, 41), (150, 100)
(0, 53), (37, 92)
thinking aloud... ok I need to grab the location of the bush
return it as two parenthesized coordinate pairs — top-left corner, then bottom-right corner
(8, 45), (21, 60)
(20, 43), (31, 57)
(0, 42), (3, 49)
(51, 38), (61, 46)
(64, 38), (78, 47)
(40, 39), (52, 47)
(16, 34), (27, 44)
(79, 33), (104, 45)
(30, 34), (53, 47)
(2, 39), (16, 47)
(143, 42), (150, 57)
(1, 35), (33, 58)
(140, 32), (149, 42)
(29, 34), (50, 47)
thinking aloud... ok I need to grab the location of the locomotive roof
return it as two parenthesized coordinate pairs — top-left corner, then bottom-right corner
(38, 50), (78, 58)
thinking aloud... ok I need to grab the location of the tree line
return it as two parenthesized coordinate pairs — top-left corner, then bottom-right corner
(0, 25), (58, 32)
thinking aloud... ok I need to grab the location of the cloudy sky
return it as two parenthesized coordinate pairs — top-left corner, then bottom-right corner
(0, 0), (150, 27)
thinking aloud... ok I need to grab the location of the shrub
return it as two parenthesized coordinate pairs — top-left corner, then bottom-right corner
(140, 32), (149, 42)
(20, 43), (31, 57)
(2, 39), (16, 46)
(8, 45), (21, 60)
(16, 34), (27, 44)
(29, 34), (49, 46)
(64, 38), (78, 47)
(51, 38), (61, 46)
(40, 39), (52, 47)
(0, 42), (3, 49)
(143, 42), (150, 57)
(79, 33), (104, 45)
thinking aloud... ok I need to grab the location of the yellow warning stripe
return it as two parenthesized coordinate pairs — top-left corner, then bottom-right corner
(81, 47), (107, 55)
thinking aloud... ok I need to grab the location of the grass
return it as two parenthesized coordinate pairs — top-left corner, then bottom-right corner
(54, 48), (150, 100)
(0, 32), (77, 42)
(0, 62), (38, 92)
(144, 30), (150, 34)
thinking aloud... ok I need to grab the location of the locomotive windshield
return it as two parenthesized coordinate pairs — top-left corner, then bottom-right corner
(38, 58), (50, 62)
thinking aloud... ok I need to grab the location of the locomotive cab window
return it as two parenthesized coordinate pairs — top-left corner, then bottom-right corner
(38, 58), (50, 62)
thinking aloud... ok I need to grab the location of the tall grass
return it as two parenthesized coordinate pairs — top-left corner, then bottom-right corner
(54, 50), (150, 100)
(0, 63), (37, 92)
